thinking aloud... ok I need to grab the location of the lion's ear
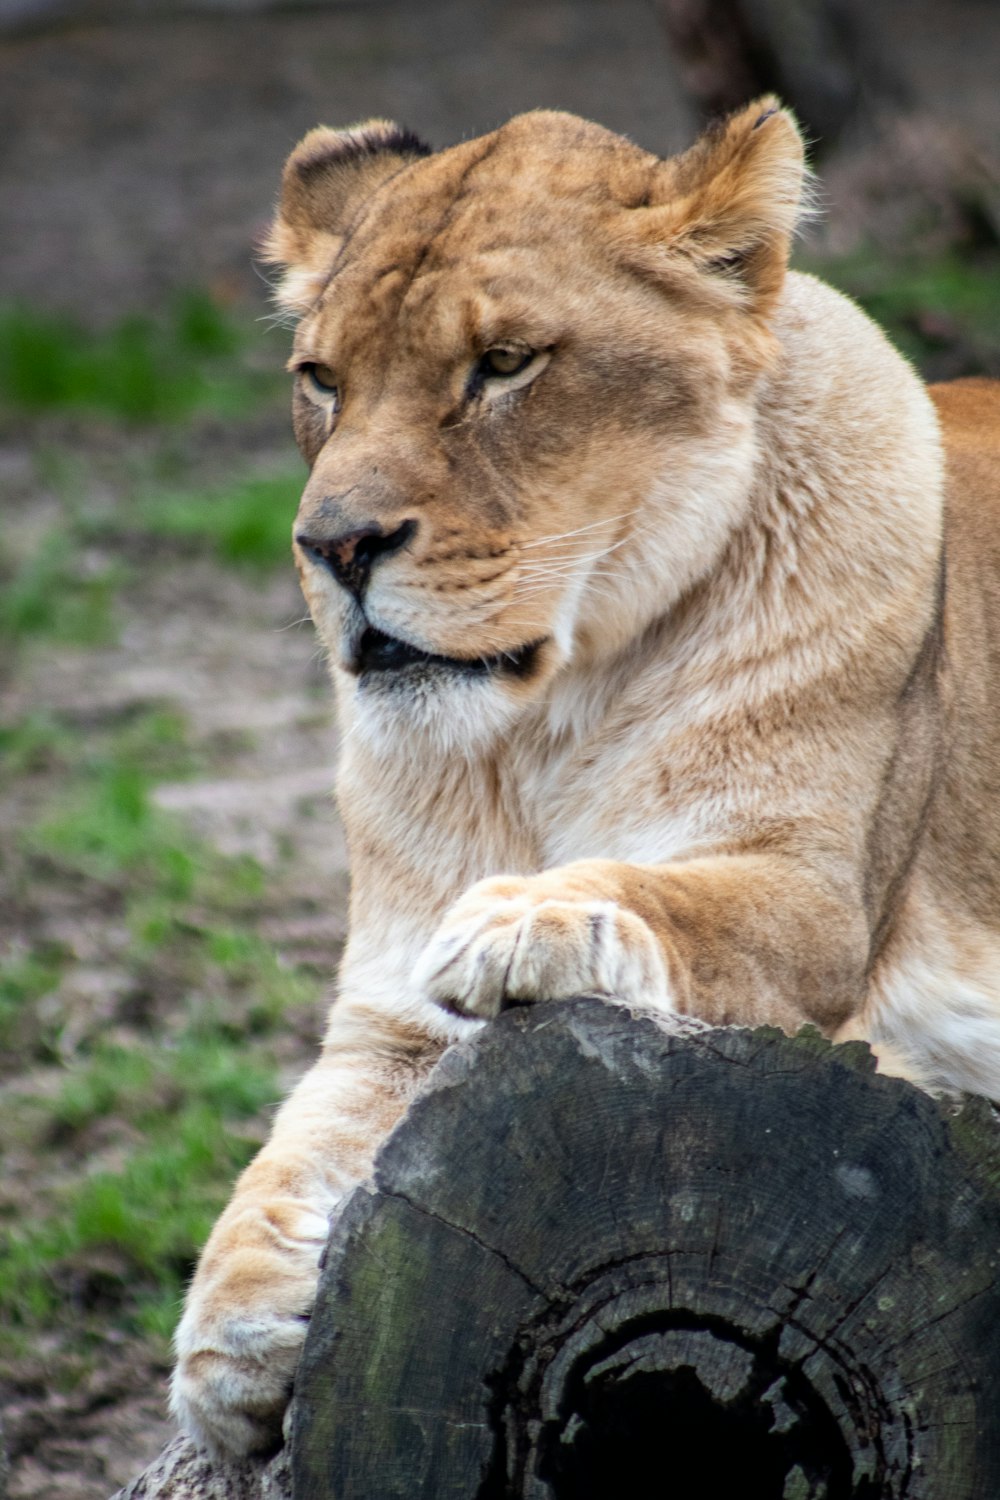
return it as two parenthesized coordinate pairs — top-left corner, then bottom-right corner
(628, 98), (807, 312)
(264, 121), (432, 316)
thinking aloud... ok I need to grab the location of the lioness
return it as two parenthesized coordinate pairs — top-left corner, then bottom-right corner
(171, 99), (1000, 1457)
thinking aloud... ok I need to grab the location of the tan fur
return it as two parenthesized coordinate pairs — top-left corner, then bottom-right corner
(171, 102), (1000, 1457)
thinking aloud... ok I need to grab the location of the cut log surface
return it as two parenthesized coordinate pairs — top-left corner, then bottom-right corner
(291, 1000), (1000, 1499)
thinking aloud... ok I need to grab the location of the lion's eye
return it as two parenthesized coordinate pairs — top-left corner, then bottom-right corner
(481, 348), (533, 378)
(464, 345), (550, 407)
(300, 362), (340, 402)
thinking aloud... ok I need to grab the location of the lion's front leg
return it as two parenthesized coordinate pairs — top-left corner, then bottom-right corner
(414, 870), (672, 1020)
(171, 1024), (440, 1459)
(417, 853), (871, 1038)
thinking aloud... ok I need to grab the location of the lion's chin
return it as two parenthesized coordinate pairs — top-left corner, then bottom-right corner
(340, 626), (552, 756)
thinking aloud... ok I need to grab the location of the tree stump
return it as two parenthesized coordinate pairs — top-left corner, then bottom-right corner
(291, 999), (1000, 1499)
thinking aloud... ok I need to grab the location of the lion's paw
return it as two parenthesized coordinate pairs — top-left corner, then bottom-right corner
(170, 1200), (329, 1459)
(415, 875), (671, 1020)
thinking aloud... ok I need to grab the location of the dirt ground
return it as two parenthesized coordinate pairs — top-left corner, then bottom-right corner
(1, 428), (346, 1494)
(0, 3), (997, 1496)
(0, 0), (696, 321)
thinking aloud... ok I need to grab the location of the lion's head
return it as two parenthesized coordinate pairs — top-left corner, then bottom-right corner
(266, 101), (806, 748)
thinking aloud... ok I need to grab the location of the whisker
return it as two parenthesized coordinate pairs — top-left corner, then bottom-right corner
(510, 579), (623, 606)
(520, 510), (640, 549)
(518, 559), (636, 585)
(513, 573), (625, 594)
(515, 541), (637, 584)
(520, 528), (648, 572)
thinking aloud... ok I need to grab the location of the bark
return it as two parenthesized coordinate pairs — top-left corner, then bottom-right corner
(110, 1435), (290, 1500)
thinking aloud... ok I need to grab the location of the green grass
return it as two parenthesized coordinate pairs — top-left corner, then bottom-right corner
(34, 762), (197, 892)
(1, 706), (213, 1063)
(133, 470), (302, 569)
(0, 541), (125, 647)
(0, 709), (324, 1349)
(0, 292), (280, 423)
(24, 708), (199, 885)
(0, 704), (189, 784)
(2, 1077), (271, 1336)
(1, 465), (302, 653)
(0, 943), (68, 1059)
(799, 248), (1000, 375)
(0, 712), (74, 775)
(108, 705), (195, 777)
(0, 977), (302, 1345)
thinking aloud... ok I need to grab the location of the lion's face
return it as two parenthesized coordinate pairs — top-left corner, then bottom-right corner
(268, 105), (804, 747)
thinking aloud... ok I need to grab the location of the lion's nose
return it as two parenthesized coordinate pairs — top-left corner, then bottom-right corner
(296, 519), (417, 597)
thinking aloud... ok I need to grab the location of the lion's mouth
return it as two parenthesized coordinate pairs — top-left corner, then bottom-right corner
(350, 625), (545, 680)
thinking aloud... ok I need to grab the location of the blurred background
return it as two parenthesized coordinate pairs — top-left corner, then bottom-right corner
(0, 2), (997, 1494)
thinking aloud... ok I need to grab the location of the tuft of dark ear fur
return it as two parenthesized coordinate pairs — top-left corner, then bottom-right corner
(264, 120), (432, 316)
(625, 97), (808, 312)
